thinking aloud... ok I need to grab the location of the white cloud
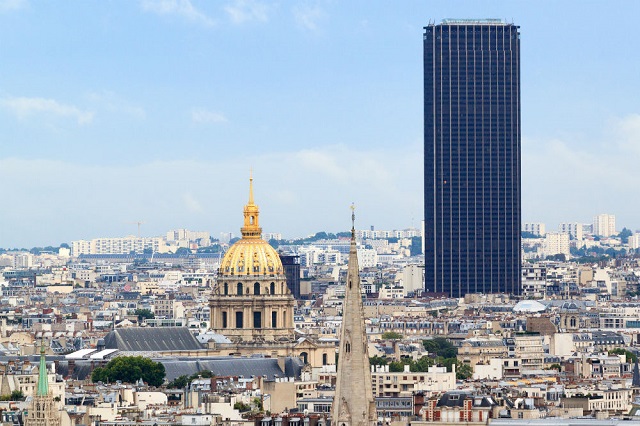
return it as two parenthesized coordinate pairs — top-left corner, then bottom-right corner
(183, 192), (204, 213)
(614, 113), (640, 155)
(86, 91), (146, 119)
(522, 114), (640, 229)
(1, 96), (94, 124)
(0, 144), (422, 247)
(191, 108), (228, 124)
(293, 3), (325, 32)
(0, 0), (27, 12)
(140, 0), (215, 27)
(224, 0), (268, 24)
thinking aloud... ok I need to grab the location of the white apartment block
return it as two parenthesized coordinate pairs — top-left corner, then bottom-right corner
(72, 236), (167, 256)
(356, 228), (421, 240)
(402, 264), (424, 294)
(629, 233), (640, 250)
(558, 222), (583, 240)
(521, 264), (547, 298)
(593, 214), (616, 237)
(263, 232), (283, 241)
(166, 229), (210, 243)
(357, 248), (378, 268)
(543, 232), (570, 258)
(523, 222), (546, 236)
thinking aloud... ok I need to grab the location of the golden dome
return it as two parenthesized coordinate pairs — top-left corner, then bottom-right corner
(219, 176), (283, 277)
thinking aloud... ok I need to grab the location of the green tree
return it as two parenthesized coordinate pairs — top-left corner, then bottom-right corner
(609, 348), (637, 363)
(619, 228), (633, 244)
(134, 308), (155, 321)
(423, 337), (457, 358)
(549, 363), (562, 371)
(412, 356), (434, 372)
(234, 402), (251, 412)
(91, 356), (165, 386)
(369, 356), (388, 367)
(388, 359), (411, 372)
(456, 362), (473, 380)
(175, 247), (192, 255)
(167, 370), (215, 388)
(268, 239), (280, 249)
(167, 375), (189, 389)
(381, 331), (403, 340)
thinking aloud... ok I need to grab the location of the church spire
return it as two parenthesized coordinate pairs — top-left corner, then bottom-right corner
(37, 340), (49, 396)
(331, 206), (376, 426)
(241, 173), (262, 239)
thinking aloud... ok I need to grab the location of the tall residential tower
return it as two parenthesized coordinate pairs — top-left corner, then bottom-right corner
(424, 19), (521, 297)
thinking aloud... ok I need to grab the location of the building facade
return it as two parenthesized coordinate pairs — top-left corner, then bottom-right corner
(423, 19), (521, 297)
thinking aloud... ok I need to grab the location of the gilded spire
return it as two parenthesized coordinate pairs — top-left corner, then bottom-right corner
(37, 340), (49, 396)
(248, 169), (255, 205)
(241, 174), (262, 239)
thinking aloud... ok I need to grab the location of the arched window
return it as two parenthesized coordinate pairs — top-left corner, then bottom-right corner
(270, 282), (275, 295)
(237, 283), (243, 295)
(345, 342), (351, 353)
(254, 282), (261, 295)
(223, 283), (228, 295)
(300, 352), (308, 364)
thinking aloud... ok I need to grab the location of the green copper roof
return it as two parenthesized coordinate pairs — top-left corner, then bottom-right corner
(37, 341), (49, 396)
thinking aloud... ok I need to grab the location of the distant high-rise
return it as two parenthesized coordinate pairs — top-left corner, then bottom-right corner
(593, 214), (616, 237)
(279, 254), (301, 299)
(424, 19), (521, 297)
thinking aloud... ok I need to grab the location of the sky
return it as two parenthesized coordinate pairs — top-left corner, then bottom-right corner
(1, 0), (640, 248)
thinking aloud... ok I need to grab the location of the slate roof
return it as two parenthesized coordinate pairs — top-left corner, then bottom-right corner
(436, 391), (496, 408)
(103, 327), (204, 352)
(57, 356), (305, 381)
(160, 356), (304, 381)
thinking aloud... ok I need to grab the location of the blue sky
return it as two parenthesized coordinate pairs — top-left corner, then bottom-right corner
(1, 0), (639, 248)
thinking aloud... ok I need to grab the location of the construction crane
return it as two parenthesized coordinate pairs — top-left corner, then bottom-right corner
(129, 221), (145, 238)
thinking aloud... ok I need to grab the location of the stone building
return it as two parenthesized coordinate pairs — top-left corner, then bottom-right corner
(209, 177), (296, 342)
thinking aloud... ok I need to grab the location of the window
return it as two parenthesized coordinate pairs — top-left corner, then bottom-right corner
(270, 282), (275, 295)
(254, 282), (260, 295)
(237, 283), (243, 295)
(235, 311), (243, 328)
(223, 283), (228, 295)
(254, 311), (262, 329)
(272, 311), (277, 328)
(222, 312), (228, 328)
(322, 353), (328, 365)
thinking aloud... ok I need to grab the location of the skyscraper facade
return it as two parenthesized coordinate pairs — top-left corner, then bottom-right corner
(423, 19), (521, 297)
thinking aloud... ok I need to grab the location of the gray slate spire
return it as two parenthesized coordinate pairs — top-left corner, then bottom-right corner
(331, 206), (376, 426)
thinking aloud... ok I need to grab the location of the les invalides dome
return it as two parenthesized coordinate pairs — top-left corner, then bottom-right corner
(209, 177), (295, 342)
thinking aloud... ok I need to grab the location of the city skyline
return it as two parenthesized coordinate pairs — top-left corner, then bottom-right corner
(2, 1), (640, 247)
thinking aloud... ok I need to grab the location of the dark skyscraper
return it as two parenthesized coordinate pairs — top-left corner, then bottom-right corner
(423, 19), (521, 297)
